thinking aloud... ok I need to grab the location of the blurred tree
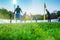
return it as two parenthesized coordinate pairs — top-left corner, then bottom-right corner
(50, 13), (57, 19)
(57, 11), (60, 17)
(0, 8), (13, 19)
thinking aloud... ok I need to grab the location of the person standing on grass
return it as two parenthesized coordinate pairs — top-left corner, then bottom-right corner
(23, 12), (26, 22)
(15, 5), (22, 22)
(30, 13), (32, 22)
(46, 9), (51, 22)
(9, 11), (13, 23)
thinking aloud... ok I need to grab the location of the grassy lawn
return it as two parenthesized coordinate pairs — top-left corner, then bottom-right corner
(0, 22), (60, 40)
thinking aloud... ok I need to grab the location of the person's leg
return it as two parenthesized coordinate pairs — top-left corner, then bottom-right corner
(50, 19), (51, 22)
(24, 16), (26, 23)
(16, 14), (18, 22)
(48, 19), (51, 22)
(20, 15), (22, 22)
(48, 18), (50, 22)
(48, 18), (49, 22)
(30, 16), (32, 22)
(48, 17), (50, 22)
(49, 17), (51, 22)
(10, 17), (12, 23)
(9, 14), (11, 23)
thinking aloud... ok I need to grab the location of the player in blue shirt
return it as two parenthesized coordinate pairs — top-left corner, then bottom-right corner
(15, 5), (22, 22)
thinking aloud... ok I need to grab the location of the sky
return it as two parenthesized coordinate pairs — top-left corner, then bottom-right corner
(0, 0), (60, 15)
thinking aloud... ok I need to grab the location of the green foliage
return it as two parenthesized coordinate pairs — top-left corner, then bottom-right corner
(0, 22), (60, 40)
(57, 11), (60, 17)
(0, 8), (13, 19)
(50, 13), (57, 19)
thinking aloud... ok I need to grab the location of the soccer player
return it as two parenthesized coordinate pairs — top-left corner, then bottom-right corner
(46, 9), (51, 22)
(15, 5), (22, 22)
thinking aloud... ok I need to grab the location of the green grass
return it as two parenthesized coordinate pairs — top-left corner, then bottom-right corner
(0, 22), (60, 40)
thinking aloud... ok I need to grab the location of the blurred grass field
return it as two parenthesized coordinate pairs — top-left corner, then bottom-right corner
(0, 22), (60, 40)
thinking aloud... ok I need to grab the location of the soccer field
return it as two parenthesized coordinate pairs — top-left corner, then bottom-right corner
(0, 22), (60, 40)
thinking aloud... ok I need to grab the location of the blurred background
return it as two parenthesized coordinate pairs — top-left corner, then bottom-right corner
(0, 0), (60, 23)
